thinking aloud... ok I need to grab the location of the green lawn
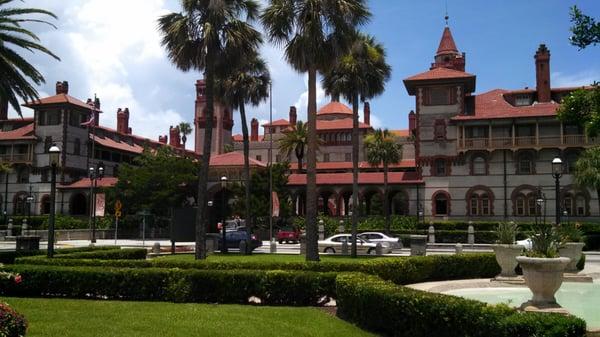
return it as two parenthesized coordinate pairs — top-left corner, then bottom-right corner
(3, 297), (375, 337)
(159, 252), (385, 263)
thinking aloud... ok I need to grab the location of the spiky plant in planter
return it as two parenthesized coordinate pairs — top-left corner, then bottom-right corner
(558, 222), (585, 272)
(492, 222), (523, 278)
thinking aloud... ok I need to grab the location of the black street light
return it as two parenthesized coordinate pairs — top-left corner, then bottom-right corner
(551, 157), (563, 225)
(89, 161), (105, 244)
(536, 195), (545, 225)
(48, 144), (61, 258)
(220, 176), (228, 253)
(26, 185), (34, 226)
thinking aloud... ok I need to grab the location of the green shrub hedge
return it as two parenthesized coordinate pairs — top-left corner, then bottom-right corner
(16, 253), (500, 286)
(0, 245), (122, 264)
(336, 273), (586, 337)
(52, 248), (147, 260)
(0, 301), (27, 337)
(0, 265), (335, 306)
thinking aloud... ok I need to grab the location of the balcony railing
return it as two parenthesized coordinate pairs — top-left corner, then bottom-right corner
(459, 134), (599, 151)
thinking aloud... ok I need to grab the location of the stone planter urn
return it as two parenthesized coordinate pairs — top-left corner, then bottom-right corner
(558, 242), (585, 273)
(515, 256), (570, 308)
(492, 244), (523, 277)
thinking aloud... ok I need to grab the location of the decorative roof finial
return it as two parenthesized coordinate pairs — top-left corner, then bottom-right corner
(445, 0), (449, 26)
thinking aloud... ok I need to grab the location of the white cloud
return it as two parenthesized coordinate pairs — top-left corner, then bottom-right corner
(552, 70), (600, 88)
(368, 114), (383, 129)
(293, 74), (327, 119)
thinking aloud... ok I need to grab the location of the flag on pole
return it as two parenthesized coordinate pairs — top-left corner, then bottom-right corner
(95, 193), (106, 217)
(81, 112), (95, 127)
(272, 191), (280, 217)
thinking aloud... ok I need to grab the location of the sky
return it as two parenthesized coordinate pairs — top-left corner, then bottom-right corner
(8, 0), (600, 150)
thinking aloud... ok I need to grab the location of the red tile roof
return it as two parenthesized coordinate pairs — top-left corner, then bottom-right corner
(391, 129), (410, 137)
(404, 67), (475, 82)
(95, 126), (198, 156)
(91, 134), (144, 154)
(0, 123), (36, 141)
(209, 151), (267, 168)
(301, 160), (416, 170)
(288, 171), (422, 185)
(436, 27), (458, 56)
(451, 89), (560, 121)
(317, 101), (353, 115)
(23, 93), (101, 111)
(58, 177), (118, 189)
(232, 134), (264, 142)
(262, 119), (290, 127)
(317, 119), (371, 131)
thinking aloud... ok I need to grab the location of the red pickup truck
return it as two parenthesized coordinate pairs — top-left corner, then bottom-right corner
(276, 227), (301, 244)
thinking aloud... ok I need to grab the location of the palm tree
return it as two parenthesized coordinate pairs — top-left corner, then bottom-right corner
(364, 129), (402, 234)
(278, 121), (308, 172)
(215, 53), (270, 247)
(178, 122), (192, 149)
(322, 33), (391, 257)
(574, 146), (600, 215)
(159, 0), (261, 260)
(261, 0), (370, 261)
(0, 0), (60, 117)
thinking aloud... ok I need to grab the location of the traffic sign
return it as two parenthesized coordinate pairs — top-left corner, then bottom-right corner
(115, 210), (122, 218)
(115, 200), (122, 211)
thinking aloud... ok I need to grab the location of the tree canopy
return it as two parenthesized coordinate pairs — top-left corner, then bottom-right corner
(557, 84), (600, 137)
(569, 5), (600, 49)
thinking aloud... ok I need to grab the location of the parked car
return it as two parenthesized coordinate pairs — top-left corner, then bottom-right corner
(276, 227), (300, 244)
(318, 234), (392, 255)
(358, 232), (403, 249)
(217, 229), (262, 251)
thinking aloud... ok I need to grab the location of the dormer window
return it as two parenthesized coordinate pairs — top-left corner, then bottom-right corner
(515, 94), (532, 106)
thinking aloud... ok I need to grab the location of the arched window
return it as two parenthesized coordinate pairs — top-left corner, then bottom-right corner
(40, 195), (51, 215)
(472, 156), (487, 175)
(466, 186), (494, 216)
(575, 195), (586, 216)
(563, 194), (573, 215)
(515, 194), (526, 216)
(13, 192), (28, 215)
(432, 191), (450, 216)
(517, 153), (534, 174)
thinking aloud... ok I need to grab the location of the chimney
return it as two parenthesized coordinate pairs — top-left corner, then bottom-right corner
(363, 101), (370, 125)
(289, 106), (297, 125)
(117, 108), (130, 134)
(251, 118), (259, 142)
(195, 79), (206, 102)
(169, 125), (181, 147)
(158, 135), (168, 144)
(408, 110), (416, 132)
(56, 81), (67, 95)
(535, 44), (551, 103)
(0, 97), (7, 120)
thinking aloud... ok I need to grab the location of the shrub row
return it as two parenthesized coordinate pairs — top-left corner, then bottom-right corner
(16, 253), (500, 286)
(0, 301), (27, 337)
(336, 273), (586, 337)
(52, 248), (147, 260)
(0, 265), (335, 306)
(0, 245), (121, 264)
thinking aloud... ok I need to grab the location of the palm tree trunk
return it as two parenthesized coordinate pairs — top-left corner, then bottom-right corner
(351, 93), (359, 258)
(305, 67), (319, 261)
(194, 60), (215, 260)
(384, 162), (390, 234)
(240, 103), (252, 254)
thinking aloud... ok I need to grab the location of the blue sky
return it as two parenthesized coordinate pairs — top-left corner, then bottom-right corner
(11, 0), (600, 149)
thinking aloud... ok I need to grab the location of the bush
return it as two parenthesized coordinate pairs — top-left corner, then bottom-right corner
(336, 273), (586, 337)
(53, 248), (147, 260)
(0, 246), (121, 264)
(0, 302), (27, 337)
(0, 265), (335, 306)
(16, 253), (500, 286)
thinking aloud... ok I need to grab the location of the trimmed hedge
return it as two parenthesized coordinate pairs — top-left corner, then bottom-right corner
(15, 253), (500, 286)
(336, 273), (586, 337)
(0, 245), (122, 264)
(52, 248), (147, 260)
(0, 301), (27, 337)
(0, 265), (335, 306)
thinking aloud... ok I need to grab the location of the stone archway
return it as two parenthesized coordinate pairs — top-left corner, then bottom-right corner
(69, 193), (87, 215)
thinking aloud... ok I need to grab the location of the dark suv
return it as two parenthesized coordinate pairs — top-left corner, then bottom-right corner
(217, 230), (262, 251)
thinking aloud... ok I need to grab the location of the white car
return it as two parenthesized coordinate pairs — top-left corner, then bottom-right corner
(516, 238), (532, 250)
(358, 232), (403, 249)
(318, 234), (392, 255)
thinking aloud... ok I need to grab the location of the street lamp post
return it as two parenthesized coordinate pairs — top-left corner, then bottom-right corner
(220, 176), (228, 253)
(536, 195), (545, 226)
(89, 162), (105, 244)
(48, 144), (60, 258)
(551, 157), (563, 225)
(26, 185), (34, 226)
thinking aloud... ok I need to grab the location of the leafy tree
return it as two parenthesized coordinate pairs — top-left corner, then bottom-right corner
(215, 53), (270, 238)
(0, 0), (60, 116)
(231, 162), (291, 225)
(569, 5), (600, 49)
(261, 0), (370, 261)
(364, 129), (402, 234)
(322, 33), (390, 257)
(557, 84), (600, 137)
(278, 120), (308, 172)
(158, 0), (261, 259)
(574, 146), (600, 216)
(178, 122), (192, 149)
(108, 147), (198, 218)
